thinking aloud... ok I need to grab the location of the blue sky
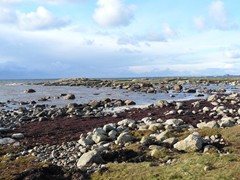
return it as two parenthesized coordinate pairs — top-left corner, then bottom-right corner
(0, 0), (240, 79)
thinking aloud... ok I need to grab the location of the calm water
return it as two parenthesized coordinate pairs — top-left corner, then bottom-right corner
(0, 79), (239, 109)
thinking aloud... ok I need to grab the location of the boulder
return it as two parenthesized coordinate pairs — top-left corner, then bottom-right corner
(63, 94), (75, 100)
(207, 95), (218, 102)
(156, 130), (169, 141)
(24, 89), (36, 93)
(108, 130), (118, 140)
(219, 117), (235, 128)
(164, 119), (184, 127)
(0, 127), (12, 133)
(116, 132), (133, 144)
(197, 121), (219, 129)
(0, 138), (16, 145)
(124, 100), (136, 106)
(77, 150), (103, 169)
(78, 137), (94, 146)
(174, 84), (183, 92)
(12, 133), (25, 139)
(156, 100), (169, 108)
(163, 137), (178, 146)
(173, 133), (203, 152)
(103, 123), (116, 133)
(92, 132), (108, 144)
(117, 119), (135, 126)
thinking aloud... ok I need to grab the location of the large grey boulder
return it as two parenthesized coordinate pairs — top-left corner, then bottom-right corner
(77, 150), (103, 169)
(197, 121), (220, 129)
(116, 132), (133, 144)
(103, 123), (116, 132)
(78, 137), (94, 146)
(219, 117), (235, 127)
(164, 119), (184, 127)
(117, 119), (135, 126)
(173, 133), (203, 152)
(92, 132), (108, 144)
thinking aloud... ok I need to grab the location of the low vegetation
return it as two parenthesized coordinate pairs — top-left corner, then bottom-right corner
(0, 145), (48, 180)
(92, 126), (240, 179)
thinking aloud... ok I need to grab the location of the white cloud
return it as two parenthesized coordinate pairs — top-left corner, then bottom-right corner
(117, 23), (177, 45)
(17, 6), (70, 30)
(162, 23), (177, 39)
(209, 0), (238, 30)
(0, 0), (21, 5)
(224, 51), (240, 59)
(0, 7), (16, 23)
(38, 0), (83, 4)
(93, 0), (135, 27)
(193, 16), (206, 31)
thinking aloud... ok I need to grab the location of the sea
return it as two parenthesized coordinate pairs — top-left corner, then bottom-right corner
(0, 79), (239, 110)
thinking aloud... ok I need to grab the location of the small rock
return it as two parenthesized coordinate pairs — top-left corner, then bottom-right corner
(63, 94), (75, 100)
(24, 89), (36, 93)
(12, 133), (25, 139)
(0, 138), (16, 145)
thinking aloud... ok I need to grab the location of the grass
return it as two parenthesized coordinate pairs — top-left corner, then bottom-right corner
(92, 126), (240, 179)
(92, 153), (240, 180)
(0, 145), (48, 180)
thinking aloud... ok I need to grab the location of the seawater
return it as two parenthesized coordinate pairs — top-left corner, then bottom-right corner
(0, 79), (239, 109)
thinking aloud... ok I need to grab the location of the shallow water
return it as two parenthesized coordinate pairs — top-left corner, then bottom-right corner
(0, 80), (239, 109)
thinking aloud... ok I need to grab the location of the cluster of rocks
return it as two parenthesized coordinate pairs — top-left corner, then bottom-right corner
(24, 112), (230, 173)
(37, 78), (240, 94)
(0, 98), (136, 128)
(0, 127), (24, 145)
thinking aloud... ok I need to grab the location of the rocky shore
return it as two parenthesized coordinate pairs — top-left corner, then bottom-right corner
(38, 77), (240, 94)
(1, 78), (240, 179)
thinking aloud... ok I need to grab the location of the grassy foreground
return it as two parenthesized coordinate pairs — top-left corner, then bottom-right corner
(0, 146), (48, 180)
(92, 126), (240, 180)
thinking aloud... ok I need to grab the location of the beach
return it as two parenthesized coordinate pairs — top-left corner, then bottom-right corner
(1, 77), (240, 179)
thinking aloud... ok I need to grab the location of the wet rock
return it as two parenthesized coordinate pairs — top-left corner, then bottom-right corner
(124, 100), (136, 106)
(24, 89), (36, 93)
(173, 133), (203, 152)
(63, 94), (76, 100)
(173, 84), (183, 92)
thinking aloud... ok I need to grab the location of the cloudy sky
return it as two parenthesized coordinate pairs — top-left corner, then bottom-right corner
(0, 0), (240, 79)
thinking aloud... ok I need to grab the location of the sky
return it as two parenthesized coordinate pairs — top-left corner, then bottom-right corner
(0, 0), (240, 79)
